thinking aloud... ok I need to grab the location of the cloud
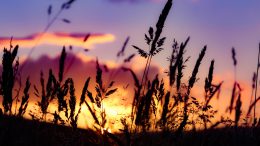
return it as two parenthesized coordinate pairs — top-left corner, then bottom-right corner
(0, 50), (257, 130)
(0, 32), (115, 50)
(107, 0), (199, 4)
(191, 0), (200, 3)
(0, 52), (160, 130)
(16, 52), (161, 99)
(107, 0), (164, 3)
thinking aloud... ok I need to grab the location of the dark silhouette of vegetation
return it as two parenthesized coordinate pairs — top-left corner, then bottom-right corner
(20, 0), (77, 72)
(1, 45), (18, 114)
(0, 0), (260, 145)
(18, 77), (31, 117)
(253, 44), (260, 126)
(133, 0), (172, 92)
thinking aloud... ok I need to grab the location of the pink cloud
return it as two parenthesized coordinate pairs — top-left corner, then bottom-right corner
(0, 32), (115, 50)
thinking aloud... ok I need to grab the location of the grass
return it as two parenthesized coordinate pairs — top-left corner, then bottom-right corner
(0, 0), (260, 145)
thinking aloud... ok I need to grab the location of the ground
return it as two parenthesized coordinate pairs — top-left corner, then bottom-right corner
(0, 115), (260, 146)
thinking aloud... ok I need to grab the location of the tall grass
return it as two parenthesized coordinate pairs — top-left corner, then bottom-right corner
(17, 77), (31, 117)
(133, 0), (172, 92)
(82, 58), (118, 133)
(0, 0), (260, 145)
(1, 45), (18, 114)
(20, 0), (77, 72)
(253, 44), (260, 126)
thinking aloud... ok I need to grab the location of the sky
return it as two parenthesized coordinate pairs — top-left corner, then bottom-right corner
(0, 0), (260, 130)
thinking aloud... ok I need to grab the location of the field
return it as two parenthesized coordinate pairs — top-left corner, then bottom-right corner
(0, 0), (260, 145)
(1, 115), (260, 146)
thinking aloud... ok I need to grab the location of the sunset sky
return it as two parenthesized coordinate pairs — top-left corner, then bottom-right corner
(0, 0), (260, 129)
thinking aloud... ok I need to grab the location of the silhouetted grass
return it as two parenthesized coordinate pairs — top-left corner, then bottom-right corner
(1, 45), (18, 114)
(253, 43), (260, 126)
(18, 77), (31, 117)
(0, 0), (260, 145)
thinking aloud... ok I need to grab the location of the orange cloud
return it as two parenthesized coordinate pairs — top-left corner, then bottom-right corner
(0, 32), (115, 49)
(0, 52), (160, 131)
(0, 51), (258, 131)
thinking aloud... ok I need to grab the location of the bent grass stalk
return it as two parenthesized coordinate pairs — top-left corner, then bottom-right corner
(253, 44), (260, 126)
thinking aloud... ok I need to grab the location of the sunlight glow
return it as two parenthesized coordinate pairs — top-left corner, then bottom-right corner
(0, 32), (115, 49)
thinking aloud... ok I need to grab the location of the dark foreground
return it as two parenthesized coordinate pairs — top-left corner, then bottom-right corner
(0, 116), (260, 146)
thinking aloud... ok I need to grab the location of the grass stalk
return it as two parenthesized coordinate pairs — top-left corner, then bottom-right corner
(253, 43), (260, 125)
